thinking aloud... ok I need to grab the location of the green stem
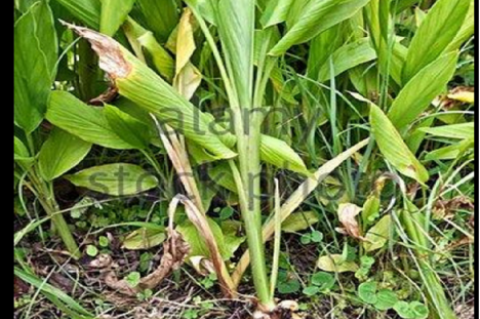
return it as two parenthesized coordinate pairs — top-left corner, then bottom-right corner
(28, 168), (80, 259)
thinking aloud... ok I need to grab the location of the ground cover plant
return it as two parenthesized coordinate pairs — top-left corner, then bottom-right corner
(14, 0), (475, 318)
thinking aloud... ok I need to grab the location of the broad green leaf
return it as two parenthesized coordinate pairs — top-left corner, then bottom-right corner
(104, 105), (150, 149)
(446, 1), (474, 52)
(214, 0), (255, 107)
(54, 0), (100, 29)
(402, 0), (470, 83)
(46, 91), (133, 150)
(363, 215), (392, 252)
(393, 301), (416, 319)
(390, 42), (408, 85)
(260, 134), (309, 175)
(358, 282), (378, 304)
(100, 0), (135, 36)
(208, 162), (238, 193)
(38, 128), (92, 181)
(136, 0), (179, 42)
(306, 23), (346, 79)
(220, 220), (246, 260)
(122, 227), (166, 250)
(260, 0), (294, 28)
(269, 0), (371, 56)
(419, 123), (474, 140)
(370, 104), (429, 183)
(14, 1), (57, 133)
(374, 289), (398, 311)
(317, 254), (358, 273)
(282, 211), (319, 233)
(14, 136), (34, 169)
(388, 52), (458, 130)
(177, 218), (233, 260)
(424, 138), (474, 161)
(410, 301), (429, 319)
(29, 1), (58, 75)
(317, 38), (377, 82)
(284, 0), (313, 29)
(65, 163), (158, 196)
(311, 271), (335, 290)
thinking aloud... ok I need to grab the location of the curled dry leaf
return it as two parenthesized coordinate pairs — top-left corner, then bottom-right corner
(102, 228), (190, 295)
(336, 203), (363, 240)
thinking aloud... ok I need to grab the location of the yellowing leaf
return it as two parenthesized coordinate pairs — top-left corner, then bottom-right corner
(370, 103), (429, 184)
(363, 215), (392, 252)
(317, 254), (358, 273)
(282, 211), (319, 233)
(122, 228), (166, 250)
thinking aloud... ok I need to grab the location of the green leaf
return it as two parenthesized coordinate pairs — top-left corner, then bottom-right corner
(361, 195), (380, 226)
(214, 0), (255, 107)
(54, 0), (101, 29)
(260, 0), (294, 28)
(277, 277), (301, 294)
(388, 52), (458, 130)
(14, 1), (57, 133)
(100, 0), (135, 36)
(402, 0), (470, 83)
(317, 254), (359, 273)
(104, 105), (150, 149)
(281, 211), (319, 233)
(260, 134), (309, 175)
(136, 0), (179, 42)
(306, 23), (345, 79)
(311, 272), (335, 291)
(363, 215), (392, 252)
(446, 1), (475, 52)
(65, 163), (158, 196)
(125, 272), (141, 288)
(269, 0), (371, 56)
(46, 91), (133, 150)
(358, 282), (378, 304)
(302, 285), (320, 296)
(424, 138), (474, 161)
(122, 228), (166, 250)
(394, 301), (416, 319)
(38, 128), (92, 181)
(86, 245), (98, 257)
(419, 123), (474, 140)
(370, 104), (429, 184)
(410, 301), (429, 319)
(208, 162), (238, 193)
(177, 218), (233, 260)
(374, 289), (398, 311)
(14, 136), (34, 169)
(14, 267), (94, 318)
(317, 38), (377, 82)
